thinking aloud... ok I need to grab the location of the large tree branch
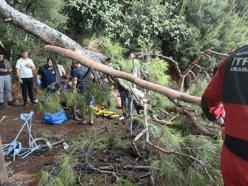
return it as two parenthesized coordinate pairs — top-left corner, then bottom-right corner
(45, 45), (201, 106)
(0, 0), (106, 62)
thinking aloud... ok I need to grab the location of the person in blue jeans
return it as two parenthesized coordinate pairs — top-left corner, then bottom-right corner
(0, 48), (15, 108)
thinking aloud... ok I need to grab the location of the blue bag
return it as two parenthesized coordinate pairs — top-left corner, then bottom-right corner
(43, 109), (68, 124)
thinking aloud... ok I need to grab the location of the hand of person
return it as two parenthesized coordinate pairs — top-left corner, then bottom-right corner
(215, 112), (225, 125)
(216, 116), (224, 125)
(72, 78), (78, 86)
(0, 68), (8, 72)
(36, 79), (42, 87)
(19, 78), (23, 84)
(26, 64), (33, 68)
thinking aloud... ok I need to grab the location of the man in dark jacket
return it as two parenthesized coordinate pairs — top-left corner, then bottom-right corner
(201, 45), (248, 185)
(37, 57), (57, 89)
(71, 61), (90, 93)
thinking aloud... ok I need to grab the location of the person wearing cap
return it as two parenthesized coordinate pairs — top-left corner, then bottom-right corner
(0, 49), (15, 108)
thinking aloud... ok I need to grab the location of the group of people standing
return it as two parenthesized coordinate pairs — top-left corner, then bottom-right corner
(0, 48), (89, 109)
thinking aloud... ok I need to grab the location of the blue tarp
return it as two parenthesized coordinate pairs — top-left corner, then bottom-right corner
(43, 109), (68, 124)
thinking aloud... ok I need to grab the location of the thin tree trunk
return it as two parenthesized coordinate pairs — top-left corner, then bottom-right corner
(0, 135), (8, 183)
(45, 45), (201, 106)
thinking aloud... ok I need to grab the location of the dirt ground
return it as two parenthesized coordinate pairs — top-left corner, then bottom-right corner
(0, 104), (120, 185)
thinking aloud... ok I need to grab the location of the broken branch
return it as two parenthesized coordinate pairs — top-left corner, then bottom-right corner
(205, 49), (229, 57)
(83, 146), (119, 180)
(146, 141), (205, 166)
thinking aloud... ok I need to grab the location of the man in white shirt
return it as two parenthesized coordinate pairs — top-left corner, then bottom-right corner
(16, 51), (37, 106)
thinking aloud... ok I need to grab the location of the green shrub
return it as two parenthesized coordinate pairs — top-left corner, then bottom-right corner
(56, 155), (77, 186)
(37, 91), (62, 114)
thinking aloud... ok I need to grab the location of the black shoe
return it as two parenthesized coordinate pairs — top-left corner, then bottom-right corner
(0, 103), (4, 109)
(8, 101), (16, 106)
(23, 102), (28, 107)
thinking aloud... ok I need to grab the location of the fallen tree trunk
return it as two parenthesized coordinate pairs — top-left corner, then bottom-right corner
(0, 0), (106, 62)
(0, 0), (202, 106)
(45, 45), (201, 106)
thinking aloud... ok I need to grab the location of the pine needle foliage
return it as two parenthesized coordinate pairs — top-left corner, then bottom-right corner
(97, 37), (133, 73)
(37, 91), (62, 114)
(148, 119), (223, 185)
(146, 58), (171, 86)
(56, 155), (77, 186)
(37, 80), (114, 117)
(149, 92), (173, 114)
(186, 77), (208, 97)
(117, 178), (138, 186)
(38, 171), (50, 186)
(38, 119), (223, 185)
(69, 132), (105, 155)
(97, 37), (127, 60)
(60, 91), (83, 108)
(39, 171), (64, 186)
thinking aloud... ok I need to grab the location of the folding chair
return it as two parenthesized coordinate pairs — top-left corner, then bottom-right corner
(3, 111), (39, 160)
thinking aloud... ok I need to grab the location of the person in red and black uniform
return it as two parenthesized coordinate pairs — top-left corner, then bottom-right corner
(201, 45), (248, 185)
(37, 57), (57, 89)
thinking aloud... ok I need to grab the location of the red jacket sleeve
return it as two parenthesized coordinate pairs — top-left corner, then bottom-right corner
(201, 59), (227, 121)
